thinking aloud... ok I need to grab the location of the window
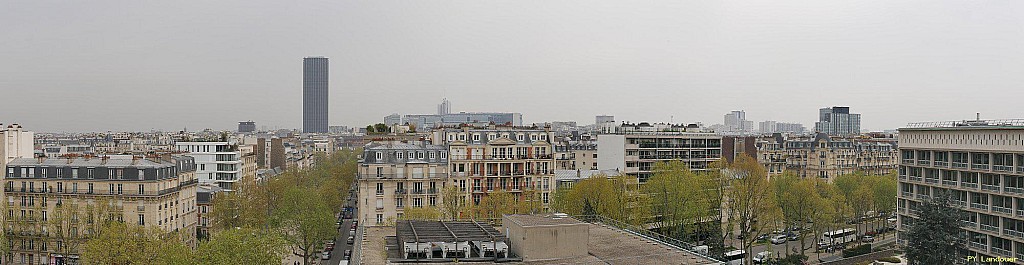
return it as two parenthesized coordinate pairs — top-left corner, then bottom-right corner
(397, 152), (403, 159)
(376, 183), (384, 195)
(376, 214), (383, 224)
(139, 184), (145, 195)
(429, 197), (436, 206)
(87, 183), (93, 194)
(418, 152), (424, 159)
(375, 199), (383, 210)
(472, 134), (480, 142)
(375, 152), (383, 160)
(138, 214), (145, 225)
(440, 152), (447, 159)
(517, 134), (525, 142)
(117, 184), (123, 195)
(429, 152), (435, 160)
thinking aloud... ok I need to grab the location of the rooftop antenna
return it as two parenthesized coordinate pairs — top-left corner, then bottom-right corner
(976, 112), (981, 121)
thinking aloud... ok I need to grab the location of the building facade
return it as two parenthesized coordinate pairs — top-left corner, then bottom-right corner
(756, 133), (896, 180)
(175, 142), (242, 191)
(433, 127), (556, 212)
(357, 141), (449, 226)
(815, 106), (861, 136)
(237, 121), (256, 133)
(303, 57), (329, 133)
(896, 120), (1024, 263)
(3, 155), (198, 265)
(597, 130), (722, 183)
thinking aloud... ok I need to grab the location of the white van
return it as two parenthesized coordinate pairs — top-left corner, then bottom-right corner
(752, 251), (773, 264)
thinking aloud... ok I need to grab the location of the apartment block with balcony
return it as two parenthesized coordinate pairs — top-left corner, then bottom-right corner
(756, 133), (897, 180)
(432, 126), (556, 212)
(3, 155), (198, 265)
(358, 141), (449, 226)
(597, 130), (722, 183)
(176, 142), (241, 191)
(897, 120), (1024, 263)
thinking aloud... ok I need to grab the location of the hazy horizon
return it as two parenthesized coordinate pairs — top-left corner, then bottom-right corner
(3, 0), (1023, 132)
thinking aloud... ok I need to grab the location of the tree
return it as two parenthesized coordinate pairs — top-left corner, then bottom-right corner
(80, 222), (192, 265)
(550, 174), (646, 225)
(474, 190), (517, 224)
(725, 155), (782, 264)
(399, 206), (443, 221)
(441, 185), (467, 220)
(644, 161), (709, 240)
(773, 173), (826, 256)
(273, 186), (335, 265)
(197, 228), (286, 265)
(871, 173), (898, 238)
(905, 192), (964, 265)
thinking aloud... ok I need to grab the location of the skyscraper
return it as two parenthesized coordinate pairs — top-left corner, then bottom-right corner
(815, 106), (861, 136)
(303, 57), (329, 133)
(437, 98), (451, 115)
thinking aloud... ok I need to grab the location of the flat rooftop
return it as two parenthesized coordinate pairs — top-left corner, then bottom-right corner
(363, 221), (722, 265)
(902, 119), (1024, 130)
(396, 220), (506, 243)
(505, 214), (585, 227)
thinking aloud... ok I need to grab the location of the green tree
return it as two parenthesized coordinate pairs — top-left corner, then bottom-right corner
(80, 222), (193, 265)
(441, 185), (467, 220)
(273, 186), (335, 265)
(197, 228), (286, 265)
(399, 206), (443, 221)
(905, 193), (964, 265)
(644, 161), (709, 239)
(474, 190), (517, 224)
(726, 155), (782, 264)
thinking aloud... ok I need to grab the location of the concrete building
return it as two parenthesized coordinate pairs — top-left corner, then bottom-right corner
(553, 140), (597, 170)
(757, 133), (897, 180)
(724, 110), (754, 134)
(597, 128), (722, 183)
(175, 142), (242, 191)
(270, 138), (286, 170)
(358, 141), (449, 226)
(3, 155), (198, 265)
(896, 119), (1024, 262)
(2, 124), (34, 166)
(504, 214), (588, 262)
(722, 136), (757, 163)
(815, 106), (861, 136)
(303, 56), (329, 133)
(237, 121), (256, 133)
(759, 120), (807, 134)
(433, 126), (556, 211)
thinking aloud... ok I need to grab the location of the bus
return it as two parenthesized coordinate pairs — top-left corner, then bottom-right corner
(723, 249), (746, 265)
(819, 228), (858, 248)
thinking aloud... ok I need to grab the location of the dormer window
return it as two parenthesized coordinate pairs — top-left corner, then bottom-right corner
(473, 134), (481, 142)
(375, 152), (383, 160)
(488, 134), (497, 141)
(397, 152), (404, 159)
(516, 134), (525, 142)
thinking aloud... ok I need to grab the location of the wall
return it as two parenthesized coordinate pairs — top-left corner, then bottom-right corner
(596, 135), (625, 172)
(504, 219), (589, 261)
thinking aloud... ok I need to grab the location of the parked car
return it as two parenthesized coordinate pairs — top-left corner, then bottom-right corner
(347, 236), (355, 244)
(344, 249), (352, 259)
(788, 232), (800, 241)
(755, 234), (770, 242)
(752, 251), (773, 264)
(322, 251), (331, 260)
(771, 235), (788, 244)
(862, 235), (874, 243)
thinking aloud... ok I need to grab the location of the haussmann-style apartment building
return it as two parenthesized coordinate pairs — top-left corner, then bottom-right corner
(757, 132), (897, 180)
(433, 126), (556, 214)
(897, 119), (1024, 264)
(3, 155), (198, 265)
(357, 141), (449, 226)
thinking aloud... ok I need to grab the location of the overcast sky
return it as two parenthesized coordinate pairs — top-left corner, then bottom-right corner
(2, 1), (1023, 132)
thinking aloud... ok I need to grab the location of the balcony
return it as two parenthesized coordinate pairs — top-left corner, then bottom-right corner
(942, 180), (957, 186)
(902, 159), (914, 165)
(992, 247), (1012, 257)
(993, 206), (1013, 215)
(924, 178), (939, 184)
(1004, 229), (1024, 239)
(981, 184), (1000, 192)
(953, 201), (968, 208)
(952, 162), (968, 169)
(970, 203), (989, 210)
(900, 192), (913, 198)
(969, 242), (987, 251)
(395, 189), (406, 196)
(934, 161), (949, 167)
(1006, 186), (1024, 194)
(994, 165), (1013, 172)
(980, 224), (999, 232)
(916, 194), (930, 200)
(917, 160), (931, 166)
(898, 175), (907, 181)
(962, 182), (979, 189)
(1019, 166), (1024, 174)
(909, 176), (922, 182)
(972, 164), (990, 170)
(1018, 209), (1024, 217)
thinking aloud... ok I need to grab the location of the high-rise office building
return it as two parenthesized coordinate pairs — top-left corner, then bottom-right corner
(238, 121), (256, 133)
(815, 106), (861, 136)
(723, 110), (753, 134)
(303, 57), (329, 133)
(896, 119), (1024, 261)
(437, 98), (451, 115)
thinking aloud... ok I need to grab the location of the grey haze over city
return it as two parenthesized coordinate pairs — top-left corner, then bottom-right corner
(2, 0), (1023, 132)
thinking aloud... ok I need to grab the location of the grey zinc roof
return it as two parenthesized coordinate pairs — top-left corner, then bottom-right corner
(7, 156), (182, 168)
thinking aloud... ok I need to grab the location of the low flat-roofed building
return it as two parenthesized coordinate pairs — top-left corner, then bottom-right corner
(360, 215), (723, 265)
(503, 214), (589, 262)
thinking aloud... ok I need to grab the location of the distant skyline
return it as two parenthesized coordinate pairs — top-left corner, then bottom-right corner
(3, 1), (1024, 132)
